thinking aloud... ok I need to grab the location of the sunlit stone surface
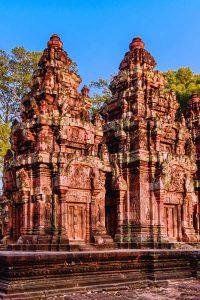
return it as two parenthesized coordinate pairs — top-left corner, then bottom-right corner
(103, 37), (200, 247)
(0, 35), (199, 299)
(0, 35), (199, 249)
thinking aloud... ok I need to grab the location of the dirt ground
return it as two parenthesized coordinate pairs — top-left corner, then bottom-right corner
(46, 280), (200, 300)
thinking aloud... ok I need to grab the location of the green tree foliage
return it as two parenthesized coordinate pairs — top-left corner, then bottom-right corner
(0, 47), (42, 174)
(0, 47), (78, 123)
(0, 122), (10, 172)
(0, 47), (42, 123)
(0, 46), (78, 175)
(164, 67), (200, 113)
(89, 78), (112, 114)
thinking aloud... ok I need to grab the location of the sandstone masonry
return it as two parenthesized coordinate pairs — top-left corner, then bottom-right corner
(0, 35), (199, 249)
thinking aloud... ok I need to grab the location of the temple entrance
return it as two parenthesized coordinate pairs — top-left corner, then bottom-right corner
(164, 205), (178, 239)
(193, 204), (198, 234)
(105, 174), (118, 238)
(67, 204), (87, 242)
(105, 203), (118, 238)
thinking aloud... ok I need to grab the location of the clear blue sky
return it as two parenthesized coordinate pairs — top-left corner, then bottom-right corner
(1, 0), (200, 86)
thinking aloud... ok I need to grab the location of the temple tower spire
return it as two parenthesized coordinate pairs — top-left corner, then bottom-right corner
(104, 37), (198, 247)
(1, 35), (113, 250)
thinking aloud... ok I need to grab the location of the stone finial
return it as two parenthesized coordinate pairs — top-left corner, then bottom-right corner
(47, 34), (63, 49)
(81, 85), (90, 98)
(129, 37), (145, 50)
(191, 92), (199, 100)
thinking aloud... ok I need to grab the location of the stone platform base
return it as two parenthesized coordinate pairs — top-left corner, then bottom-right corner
(0, 249), (199, 299)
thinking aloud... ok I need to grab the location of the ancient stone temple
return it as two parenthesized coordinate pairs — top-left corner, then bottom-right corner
(0, 35), (199, 250)
(0, 35), (200, 299)
(1, 34), (113, 250)
(103, 37), (199, 246)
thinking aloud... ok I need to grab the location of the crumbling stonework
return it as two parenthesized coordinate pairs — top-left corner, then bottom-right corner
(0, 35), (199, 249)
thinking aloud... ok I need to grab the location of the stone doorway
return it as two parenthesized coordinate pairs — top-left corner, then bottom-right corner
(105, 204), (118, 238)
(164, 205), (178, 239)
(67, 204), (87, 242)
(193, 204), (198, 234)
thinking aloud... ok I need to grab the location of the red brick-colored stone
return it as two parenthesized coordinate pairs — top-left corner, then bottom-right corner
(0, 34), (113, 250)
(0, 35), (199, 249)
(103, 37), (199, 246)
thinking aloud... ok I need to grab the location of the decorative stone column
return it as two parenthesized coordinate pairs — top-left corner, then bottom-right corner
(112, 174), (127, 244)
(36, 194), (46, 235)
(58, 191), (68, 241)
(154, 188), (168, 244)
(182, 194), (198, 242)
(114, 190), (126, 244)
(21, 194), (30, 236)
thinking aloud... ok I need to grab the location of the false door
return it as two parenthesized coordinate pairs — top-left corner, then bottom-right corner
(68, 204), (87, 241)
(164, 205), (178, 239)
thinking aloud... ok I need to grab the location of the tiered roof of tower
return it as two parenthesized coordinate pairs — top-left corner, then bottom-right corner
(4, 35), (110, 199)
(105, 37), (179, 123)
(103, 37), (197, 208)
(21, 34), (88, 122)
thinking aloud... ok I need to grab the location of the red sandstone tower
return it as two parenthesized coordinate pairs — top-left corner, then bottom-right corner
(1, 35), (113, 250)
(104, 37), (199, 247)
(0, 36), (199, 250)
(187, 93), (200, 235)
